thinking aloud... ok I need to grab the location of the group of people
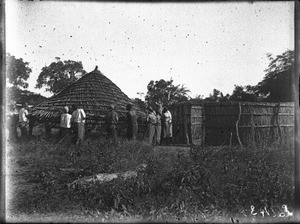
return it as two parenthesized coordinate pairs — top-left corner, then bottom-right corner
(8, 102), (87, 145)
(8, 102), (35, 142)
(58, 104), (86, 145)
(146, 105), (173, 146)
(8, 101), (172, 146)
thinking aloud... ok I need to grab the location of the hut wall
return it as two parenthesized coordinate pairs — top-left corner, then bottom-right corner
(173, 101), (294, 146)
(172, 104), (189, 144)
(172, 103), (203, 145)
(204, 102), (294, 146)
(190, 105), (203, 145)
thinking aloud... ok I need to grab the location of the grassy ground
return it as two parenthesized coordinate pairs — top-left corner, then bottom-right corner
(5, 133), (296, 223)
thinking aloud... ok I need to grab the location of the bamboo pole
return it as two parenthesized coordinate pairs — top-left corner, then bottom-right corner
(236, 102), (243, 148)
(276, 102), (282, 144)
(251, 105), (255, 146)
(202, 103), (206, 146)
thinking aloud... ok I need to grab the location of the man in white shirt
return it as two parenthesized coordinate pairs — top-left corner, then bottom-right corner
(162, 107), (173, 145)
(71, 104), (86, 145)
(18, 102), (29, 141)
(58, 106), (72, 142)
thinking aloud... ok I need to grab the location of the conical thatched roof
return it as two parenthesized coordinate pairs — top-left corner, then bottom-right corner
(32, 67), (146, 127)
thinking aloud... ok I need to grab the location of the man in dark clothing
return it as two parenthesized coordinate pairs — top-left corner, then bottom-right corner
(105, 104), (119, 143)
(126, 103), (138, 140)
(155, 109), (162, 145)
(28, 112), (36, 140)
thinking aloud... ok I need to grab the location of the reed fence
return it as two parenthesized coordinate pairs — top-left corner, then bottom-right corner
(172, 101), (294, 147)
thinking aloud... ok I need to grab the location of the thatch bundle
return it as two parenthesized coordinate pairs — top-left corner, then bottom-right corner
(32, 67), (146, 129)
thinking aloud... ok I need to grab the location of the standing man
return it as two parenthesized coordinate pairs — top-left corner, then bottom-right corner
(71, 104), (86, 145)
(58, 106), (72, 142)
(162, 107), (173, 145)
(8, 104), (19, 141)
(105, 104), (119, 144)
(155, 109), (162, 146)
(27, 108), (36, 140)
(146, 107), (157, 145)
(126, 103), (138, 140)
(18, 102), (29, 141)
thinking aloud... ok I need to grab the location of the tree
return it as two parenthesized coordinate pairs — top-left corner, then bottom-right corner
(36, 60), (86, 94)
(256, 50), (294, 102)
(132, 98), (147, 112)
(145, 79), (190, 109)
(204, 89), (230, 102)
(6, 53), (31, 89)
(7, 86), (48, 106)
(229, 85), (259, 102)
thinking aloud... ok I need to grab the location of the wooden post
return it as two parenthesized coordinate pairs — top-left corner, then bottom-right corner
(276, 102), (282, 144)
(229, 132), (232, 149)
(202, 103), (206, 146)
(251, 105), (255, 147)
(236, 103), (243, 148)
(183, 105), (188, 144)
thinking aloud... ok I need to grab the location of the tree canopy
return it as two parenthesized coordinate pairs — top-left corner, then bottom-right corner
(229, 85), (259, 102)
(132, 98), (147, 112)
(256, 50), (294, 102)
(145, 79), (190, 109)
(36, 60), (86, 94)
(7, 86), (48, 106)
(6, 53), (31, 89)
(204, 89), (230, 102)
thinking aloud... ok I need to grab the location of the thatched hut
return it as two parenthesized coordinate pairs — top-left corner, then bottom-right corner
(32, 67), (146, 134)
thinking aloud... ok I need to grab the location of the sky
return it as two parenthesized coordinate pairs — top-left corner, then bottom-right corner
(6, 1), (294, 100)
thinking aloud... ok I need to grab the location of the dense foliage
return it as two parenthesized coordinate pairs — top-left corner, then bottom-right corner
(7, 87), (48, 106)
(6, 53), (32, 89)
(35, 60), (86, 94)
(256, 50), (294, 102)
(145, 79), (190, 109)
(229, 85), (259, 102)
(7, 135), (294, 222)
(204, 89), (230, 102)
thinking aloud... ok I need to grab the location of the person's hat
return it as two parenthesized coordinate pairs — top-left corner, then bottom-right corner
(64, 106), (69, 113)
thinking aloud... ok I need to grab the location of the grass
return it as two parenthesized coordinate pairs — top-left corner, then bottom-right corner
(5, 134), (295, 223)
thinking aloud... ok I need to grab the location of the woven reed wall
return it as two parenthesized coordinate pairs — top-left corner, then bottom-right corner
(172, 101), (294, 146)
(172, 102), (203, 145)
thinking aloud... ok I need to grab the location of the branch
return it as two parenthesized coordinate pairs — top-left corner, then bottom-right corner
(69, 164), (147, 188)
(236, 103), (243, 148)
